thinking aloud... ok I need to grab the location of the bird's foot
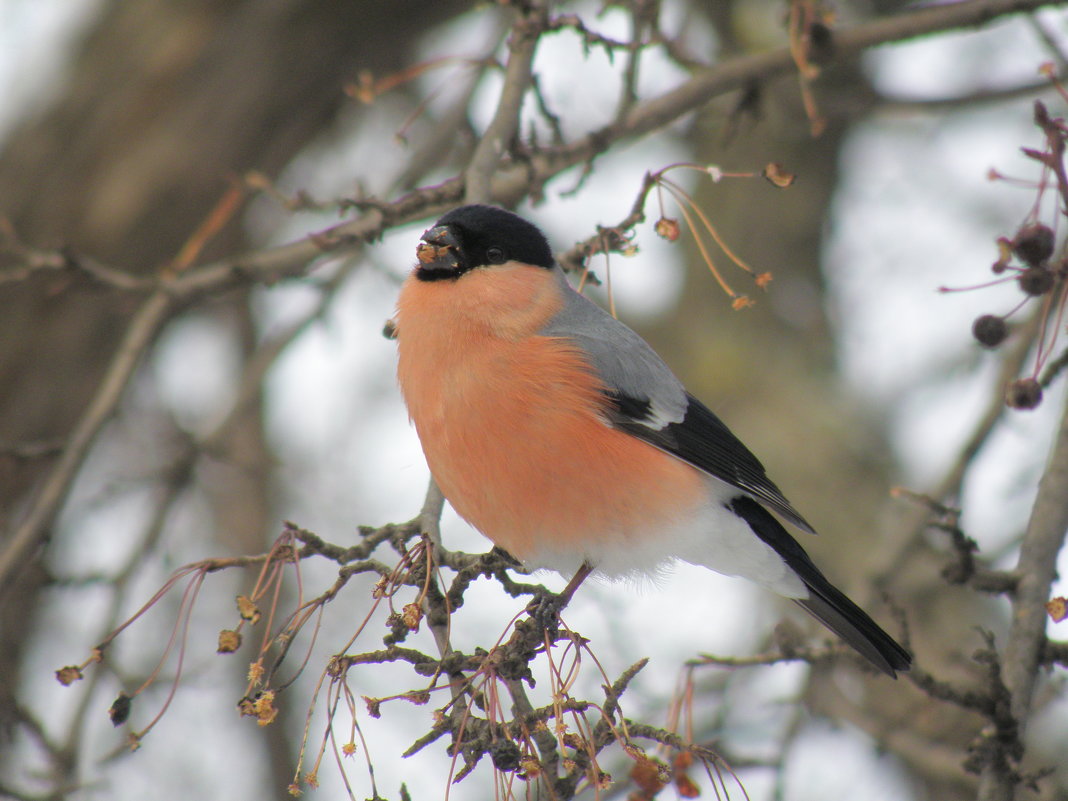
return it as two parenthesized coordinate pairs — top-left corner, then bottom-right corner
(522, 562), (593, 640)
(524, 589), (568, 639)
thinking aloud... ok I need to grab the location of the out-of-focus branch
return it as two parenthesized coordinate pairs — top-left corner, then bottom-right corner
(0, 0), (1053, 309)
(464, 1), (546, 204)
(585, 0), (1063, 162)
(0, 236), (153, 290)
(873, 80), (1057, 114)
(0, 290), (172, 586)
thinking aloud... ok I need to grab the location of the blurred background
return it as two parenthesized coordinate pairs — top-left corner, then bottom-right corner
(1, 1), (1067, 800)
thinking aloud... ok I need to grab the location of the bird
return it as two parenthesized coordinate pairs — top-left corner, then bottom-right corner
(395, 203), (911, 677)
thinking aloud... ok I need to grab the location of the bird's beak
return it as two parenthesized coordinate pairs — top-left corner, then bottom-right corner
(416, 224), (463, 274)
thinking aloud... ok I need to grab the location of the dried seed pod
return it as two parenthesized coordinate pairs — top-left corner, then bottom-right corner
(654, 217), (680, 241)
(972, 315), (1007, 348)
(109, 692), (133, 726)
(217, 629), (242, 653)
(1006, 378), (1043, 410)
(1017, 266), (1054, 296)
(1012, 223), (1055, 267)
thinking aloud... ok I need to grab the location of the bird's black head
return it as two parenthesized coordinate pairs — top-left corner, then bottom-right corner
(414, 204), (554, 282)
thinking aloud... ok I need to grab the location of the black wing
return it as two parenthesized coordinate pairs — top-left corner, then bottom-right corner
(607, 390), (815, 534)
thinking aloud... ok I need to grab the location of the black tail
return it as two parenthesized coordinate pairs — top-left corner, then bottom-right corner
(793, 584), (911, 678)
(727, 496), (911, 677)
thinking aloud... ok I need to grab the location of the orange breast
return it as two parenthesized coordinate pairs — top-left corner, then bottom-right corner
(396, 265), (705, 567)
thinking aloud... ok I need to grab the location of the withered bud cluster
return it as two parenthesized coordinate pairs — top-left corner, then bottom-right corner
(1012, 222), (1055, 268)
(972, 314), (1007, 348)
(973, 222), (1061, 354)
(972, 218), (1062, 411)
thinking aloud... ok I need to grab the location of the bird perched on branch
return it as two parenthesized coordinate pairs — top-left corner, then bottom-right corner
(395, 203), (911, 677)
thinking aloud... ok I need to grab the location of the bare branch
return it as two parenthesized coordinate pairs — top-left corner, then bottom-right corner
(0, 290), (173, 586)
(464, 2), (546, 203)
(978, 393), (1068, 799)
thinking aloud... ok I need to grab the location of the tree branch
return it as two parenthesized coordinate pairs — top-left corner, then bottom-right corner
(0, 289), (173, 587)
(978, 391), (1068, 799)
(464, 2), (546, 204)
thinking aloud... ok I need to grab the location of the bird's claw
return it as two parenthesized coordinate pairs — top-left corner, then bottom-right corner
(525, 590), (567, 639)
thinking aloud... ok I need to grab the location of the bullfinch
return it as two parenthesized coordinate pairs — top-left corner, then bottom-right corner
(395, 204), (911, 677)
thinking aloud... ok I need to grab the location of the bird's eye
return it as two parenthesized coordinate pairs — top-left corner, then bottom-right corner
(486, 247), (506, 264)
